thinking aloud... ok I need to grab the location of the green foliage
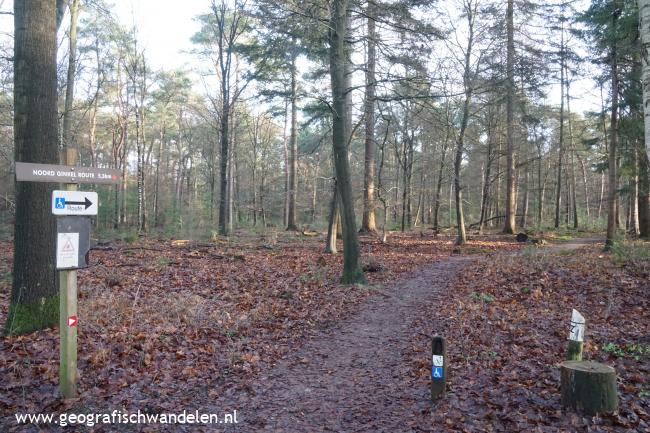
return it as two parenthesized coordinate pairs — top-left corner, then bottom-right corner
(609, 241), (650, 277)
(602, 342), (650, 360)
(470, 292), (495, 303)
(122, 232), (138, 244)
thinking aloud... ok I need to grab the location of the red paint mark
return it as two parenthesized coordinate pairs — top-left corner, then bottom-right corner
(67, 316), (77, 327)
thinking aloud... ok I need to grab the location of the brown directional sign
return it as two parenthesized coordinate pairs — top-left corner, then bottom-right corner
(15, 162), (120, 184)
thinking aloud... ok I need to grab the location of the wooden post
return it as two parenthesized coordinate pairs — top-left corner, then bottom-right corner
(567, 309), (585, 361)
(561, 360), (618, 415)
(59, 148), (78, 398)
(431, 335), (447, 401)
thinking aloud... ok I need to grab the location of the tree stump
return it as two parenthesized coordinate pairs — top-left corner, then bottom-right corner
(560, 361), (618, 415)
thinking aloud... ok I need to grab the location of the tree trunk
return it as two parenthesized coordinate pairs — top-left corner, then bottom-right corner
(360, 6), (377, 233)
(282, 97), (289, 227)
(218, 91), (230, 235)
(606, 4), (621, 249)
(89, 37), (101, 168)
(640, 0), (650, 162)
(433, 112), (449, 231)
(479, 107), (495, 233)
(577, 152), (590, 221)
(454, 1), (476, 245)
(630, 143), (640, 235)
(638, 141), (650, 238)
(62, 0), (80, 151)
(329, 0), (364, 284)
(287, 50), (299, 230)
(154, 120), (165, 227)
(566, 78), (579, 229)
(520, 169), (529, 228)
(555, 21), (566, 229)
(6, 0), (60, 335)
(504, 0), (517, 234)
(325, 178), (338, 254)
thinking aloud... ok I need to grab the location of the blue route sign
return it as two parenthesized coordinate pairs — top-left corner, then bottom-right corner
(432, 367), (443, 379)
(55, 197), (65, 209)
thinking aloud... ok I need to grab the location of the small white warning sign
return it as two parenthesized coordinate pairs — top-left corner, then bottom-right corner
(57, 233), (79, 269)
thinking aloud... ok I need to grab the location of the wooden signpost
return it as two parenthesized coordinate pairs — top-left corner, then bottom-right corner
(15, 154), (118, 398)
(431, 335), (447, 401)
(59, 148), (79, 398)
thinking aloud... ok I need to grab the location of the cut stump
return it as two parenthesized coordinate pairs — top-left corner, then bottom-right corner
(560, 360), (618, 415)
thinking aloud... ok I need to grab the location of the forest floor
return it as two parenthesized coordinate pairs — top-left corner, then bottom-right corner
(0, 229), (648, 432)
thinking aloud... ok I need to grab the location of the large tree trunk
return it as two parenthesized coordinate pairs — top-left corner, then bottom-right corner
(287, 50), (299, 231)
(606, 4), (621, 249)
(640, 0), (650, 162)
(555, 22), (566, 229)
(329, 0), (364, 284)
(503, 0), (517, 234)
(360, 6), (377, 233)
(6, 0), (60, 335)
(218, 91), (230, 235)
(454, 1), (476, 245)
(638, 140), (650, 238)
(282, 97), (289, 227)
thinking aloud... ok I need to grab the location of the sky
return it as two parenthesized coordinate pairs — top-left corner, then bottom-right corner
(110, 0), (208, 72)
(111, 0), (603, 115)
(0, 0), (604, 116)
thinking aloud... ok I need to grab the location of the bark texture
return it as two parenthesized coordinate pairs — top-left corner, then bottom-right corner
(7, 0), (60, 335)
(329, 0), (365, 284)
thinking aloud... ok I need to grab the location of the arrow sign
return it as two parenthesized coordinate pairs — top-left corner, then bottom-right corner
(67, 316), (78, 327)
(52, 191), (98, 215)
(64, 197), (93, 209)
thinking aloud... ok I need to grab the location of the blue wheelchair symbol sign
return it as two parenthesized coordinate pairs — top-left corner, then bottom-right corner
(55, 197), (65, 209)
(432, 367), (443, 379)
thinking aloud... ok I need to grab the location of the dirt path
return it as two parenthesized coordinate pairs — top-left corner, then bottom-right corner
(213, 238), (603, 433)
(206, 255), (471, 433)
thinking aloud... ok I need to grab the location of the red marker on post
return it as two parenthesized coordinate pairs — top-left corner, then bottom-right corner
(67, 316), (78, 327)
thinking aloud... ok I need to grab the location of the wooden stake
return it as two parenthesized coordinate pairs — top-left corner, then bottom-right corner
(59, 148), (78, 398)
(431, 335), (447, 401)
